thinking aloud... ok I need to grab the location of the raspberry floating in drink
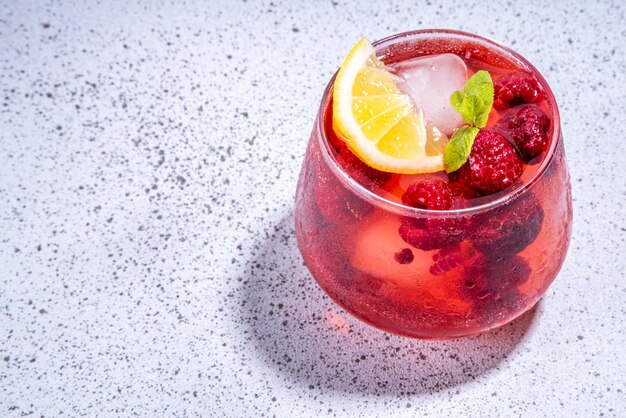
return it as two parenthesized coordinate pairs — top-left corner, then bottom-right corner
(294, 30), (572, 339)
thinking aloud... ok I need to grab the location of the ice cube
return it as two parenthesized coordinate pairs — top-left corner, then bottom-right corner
(393, 53), (468, 136)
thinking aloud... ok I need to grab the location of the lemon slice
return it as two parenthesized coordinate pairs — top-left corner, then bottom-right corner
(332, 38), (446, 174)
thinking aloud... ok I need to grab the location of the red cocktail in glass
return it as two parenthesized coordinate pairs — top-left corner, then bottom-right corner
(294, 30), (572, 339)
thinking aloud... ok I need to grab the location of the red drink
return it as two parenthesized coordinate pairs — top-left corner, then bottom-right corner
(294, 30), (572, 339)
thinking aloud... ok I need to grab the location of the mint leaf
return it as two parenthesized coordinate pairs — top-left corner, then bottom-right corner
(450, 91), (465, 115)
(464, 70), (494, 109)
(460, 94), (485, 126)
(445, 70), (494, 172)
(443, 126), (479, 173)
(449, 70), (494, 129)
(465, 70), (493, 128)
(473, 101), (491, 128)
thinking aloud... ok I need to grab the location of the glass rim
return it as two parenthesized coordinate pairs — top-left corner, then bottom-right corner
(316, 29), (561, 218)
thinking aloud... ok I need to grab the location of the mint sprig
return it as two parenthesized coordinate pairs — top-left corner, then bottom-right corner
(443, 126), (480, 173)
(443, 70), (494, 173)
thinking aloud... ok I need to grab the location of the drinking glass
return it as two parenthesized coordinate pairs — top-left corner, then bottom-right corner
(294, 30), (572, 339)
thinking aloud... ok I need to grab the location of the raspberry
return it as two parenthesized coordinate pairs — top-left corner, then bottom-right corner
(335, 147), (391, 189)
(402, 180), (453, 210)
(458, 130), (524, 195)
(394, 248), (414, 265)
(494, 72), (544, 110)
(399, 215), (470, 251)
(460, 255), (530, 325)
(460, 255), (531, 301)
(510, 105), (551, 160)
(446, 171), (483, 201)
(472, 193), (544, 258)
(429, 244), (474, 276)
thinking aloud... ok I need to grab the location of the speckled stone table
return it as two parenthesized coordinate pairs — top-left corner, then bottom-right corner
(1, 1), (625, 417)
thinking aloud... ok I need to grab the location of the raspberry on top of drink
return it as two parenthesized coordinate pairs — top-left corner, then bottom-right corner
(329, 38), (552, 209)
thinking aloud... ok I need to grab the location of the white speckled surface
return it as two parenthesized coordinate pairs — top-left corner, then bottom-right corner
(1, 0), (625, 416)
